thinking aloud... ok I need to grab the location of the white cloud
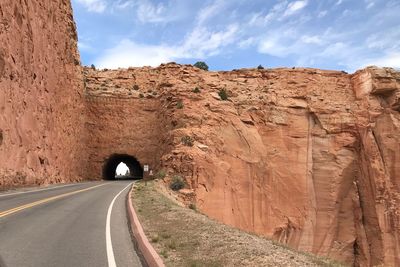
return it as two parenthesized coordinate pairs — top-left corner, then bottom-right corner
(238, 37), (256, 49)
(137, 1), (168, 23)
(113, 0), (134, 10)
(362, 52), (400, 68)
(318, 10), (328, 18)
(365, 0), (375, 9)
(78, 41), (93, 52)
(320, 42), (348, 57)
(258, 32), (296, 58)
(301, 35), (323, 45)
(258, 38), (288, 57)
(197, 0), (226, 25)
(110, 0), (181, 24)
(76, 0), (400, 73)
(75, 0), (107, 13)
(367, 2), (375, 9)
(247, 1), (293, 26)
(182, 24), (239, 58)
(95, 39), (177, 68)
(283, 1), (308, 17)
(94, 24), (240, 68)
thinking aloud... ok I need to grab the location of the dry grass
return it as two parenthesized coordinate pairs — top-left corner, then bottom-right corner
(131, 181), (345, 267)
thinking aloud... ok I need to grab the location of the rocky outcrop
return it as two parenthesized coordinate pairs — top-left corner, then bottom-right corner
(0, 0), (85, 187)
(84, 68), (172, 178)
(0, 0), (399, 265)
(84, 65), (400, 266)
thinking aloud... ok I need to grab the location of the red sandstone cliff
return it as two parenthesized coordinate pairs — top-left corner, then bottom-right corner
(85, 65), (400, 266)
(0, 0), (85, 187)
(1, 0), (399, 265)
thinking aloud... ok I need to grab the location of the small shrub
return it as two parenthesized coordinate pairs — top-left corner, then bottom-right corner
(90, 64), (96, 70)
(139, 93), (144, 98)
(156, 170), (166, 179)
(132, 84), (140, 90)
(167, 240), (177, 250)
(160, 249), (168, 258)
(218, 89), (228, 100)
(257, 64), (264, 70)
(193, 61), (209, 71)
(189, 203), (197, 210)
(160, 232), (171, 239)
(181, 135), (194, 146)
(151, 234), (159, 243)
(170, 175), (185, 191)
(192, 87), (201, 93)
(176, 100), (184, 109)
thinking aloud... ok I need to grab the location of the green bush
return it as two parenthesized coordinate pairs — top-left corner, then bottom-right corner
(176, 100), (184, 109)
(151, 234), (159, 243)
(257, 65), (264, 70)
(170, 175), (185, 191)
(218, 89), (228, 100)
(133, 84), (140, 90)
(139, 93), (144, 98)
(193, 61), (209, 71)
(156, 170), (166, 179)
(167, 240), (177, 250)
(90, 64), (96, 70)
(192, 87), (201, 93)
(189, 203), (197, 210)
(181, 135), (194, 146)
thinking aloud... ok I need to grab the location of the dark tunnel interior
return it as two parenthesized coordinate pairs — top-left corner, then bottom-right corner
(102, 154), (143, 180)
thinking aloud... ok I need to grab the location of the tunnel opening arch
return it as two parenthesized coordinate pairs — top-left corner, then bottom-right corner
(102, 154), (144, 180)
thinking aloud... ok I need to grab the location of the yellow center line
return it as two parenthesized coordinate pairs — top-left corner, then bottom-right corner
(0, 183), (109, 218)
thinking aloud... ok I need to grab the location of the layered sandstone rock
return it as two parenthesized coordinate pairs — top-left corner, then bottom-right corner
(0, 0), (85, 187)
(1, 1), (399, 265)
(84, 68), (172, 178)
(85, 65), (400, 266)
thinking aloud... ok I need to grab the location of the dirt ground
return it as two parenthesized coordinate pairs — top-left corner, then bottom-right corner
(131, 181), (345, 267)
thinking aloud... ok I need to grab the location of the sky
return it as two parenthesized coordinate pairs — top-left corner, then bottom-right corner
(71, 0), (400, 72)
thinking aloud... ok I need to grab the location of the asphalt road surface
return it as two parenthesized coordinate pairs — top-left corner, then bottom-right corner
(0, 181), (143, 267)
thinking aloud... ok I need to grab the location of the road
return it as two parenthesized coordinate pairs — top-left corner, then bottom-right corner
(0, 181), (143, 267)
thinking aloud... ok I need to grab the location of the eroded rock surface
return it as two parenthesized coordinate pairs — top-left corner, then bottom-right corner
(85, 65), (400, 266)
(0, 0), (85, 187)
(0, 1), (399, 265)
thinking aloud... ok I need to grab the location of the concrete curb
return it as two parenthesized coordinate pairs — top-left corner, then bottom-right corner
(127, 186), (165, 267)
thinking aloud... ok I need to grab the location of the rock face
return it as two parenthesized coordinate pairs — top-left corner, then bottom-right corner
(84, 68), (172, 179)
(84, 65), (400, 266)
(0, 0), (85, 187)
(1, 1), (399, 265)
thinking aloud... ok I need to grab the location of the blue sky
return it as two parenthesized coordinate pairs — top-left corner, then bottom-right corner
(71, 0), (400, 72)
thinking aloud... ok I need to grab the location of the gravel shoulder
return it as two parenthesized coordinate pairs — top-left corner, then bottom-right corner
(131, 181), (345, 267)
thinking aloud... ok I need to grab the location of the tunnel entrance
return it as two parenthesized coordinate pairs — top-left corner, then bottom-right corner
(102, 154), (143, 180)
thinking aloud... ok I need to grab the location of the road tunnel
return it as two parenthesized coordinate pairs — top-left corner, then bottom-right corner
(102, 154), (143, 180)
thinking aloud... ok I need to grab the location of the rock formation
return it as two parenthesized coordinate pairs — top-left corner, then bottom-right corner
(1, 0), (399, 266)
(84, 65), (400, 266)
(0, 0), (85, 187)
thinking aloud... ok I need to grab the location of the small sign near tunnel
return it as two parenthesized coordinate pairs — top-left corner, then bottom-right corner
(144, 165), (149, 172)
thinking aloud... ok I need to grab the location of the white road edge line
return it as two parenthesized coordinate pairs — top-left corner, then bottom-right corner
(106, 182), (133, 267)
(0, 182), (92, 198)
